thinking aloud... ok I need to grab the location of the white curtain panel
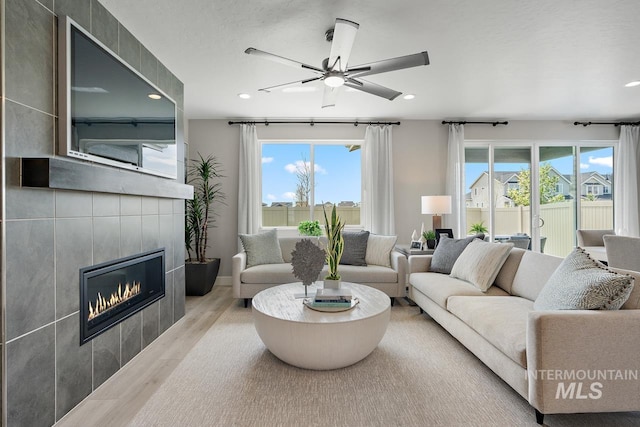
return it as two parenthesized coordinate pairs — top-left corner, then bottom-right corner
(445, 124), (465, 238)
(238, 124), (261, 237)
(614, 125), (640, 237)
(362, 125), (395, 235)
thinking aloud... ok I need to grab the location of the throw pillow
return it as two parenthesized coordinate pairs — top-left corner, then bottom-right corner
(430, 235), (482, 274)
(238, 229), (284, 268)
(340, 230), (370, 266)
(366, 234), (397, 268)
(450, 240), (513, 292)
(534, 247), (634, 310)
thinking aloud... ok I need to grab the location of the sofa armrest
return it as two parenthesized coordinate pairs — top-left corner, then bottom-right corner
(390, 250), (407, 286)
(526, 309), (640, 414)
(231, 252), (247, 298)
(408, 255), (432, 273)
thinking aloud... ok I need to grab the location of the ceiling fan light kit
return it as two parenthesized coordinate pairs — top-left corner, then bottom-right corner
(245, 18), (429, 107)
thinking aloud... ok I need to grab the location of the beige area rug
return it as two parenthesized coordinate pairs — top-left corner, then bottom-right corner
(130, 303), (639, 427)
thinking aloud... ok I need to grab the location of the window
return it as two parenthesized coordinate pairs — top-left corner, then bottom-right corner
(261, 141), (362, 227)
(555, 183), (563, 194)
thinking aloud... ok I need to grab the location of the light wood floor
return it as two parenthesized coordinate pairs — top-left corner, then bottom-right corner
(55, 285), (235, 427)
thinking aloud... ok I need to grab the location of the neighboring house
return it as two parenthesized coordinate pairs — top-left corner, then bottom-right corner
(468, 167), (572, 208)
(271, 202), (293, 207)
(574, 172), (612, 199)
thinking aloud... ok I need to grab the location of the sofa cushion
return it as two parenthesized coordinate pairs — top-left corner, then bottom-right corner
(450, 240), (513, 292)
(239, 229), (284, 267)
(366, 234), (397, 268)
(493, 248), (526, 294)
(510, 251), (563, 301)
(534, 248), (635, 310)
(337, 264), (398, 283)
(447, 296), (533, 368)
(410, 272), (509, 309)
(430, 235), (481, 274)
(241, 263), (305, 284)
(340, 231), (369, 266)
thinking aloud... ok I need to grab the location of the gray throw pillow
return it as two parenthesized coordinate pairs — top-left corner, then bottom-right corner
(430, 235), (482, 274)
(534, 248), (634, 310)
(238, 229), (284, 268)
(340, 230), (370, 266)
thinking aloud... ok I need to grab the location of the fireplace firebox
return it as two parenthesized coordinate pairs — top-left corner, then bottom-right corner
(80, 248), (165, 345)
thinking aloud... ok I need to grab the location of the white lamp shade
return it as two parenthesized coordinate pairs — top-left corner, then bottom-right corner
(421, 195), (452, 215)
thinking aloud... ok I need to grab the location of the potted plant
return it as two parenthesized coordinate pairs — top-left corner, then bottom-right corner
(298, 220), (322, 237)
(422, 230), (437, 249)
(322, 204), (345, 289)
(469, 221), (488, 235)
(185, 153), (225, 296)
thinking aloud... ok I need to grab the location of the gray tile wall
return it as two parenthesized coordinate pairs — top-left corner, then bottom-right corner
(2, 0), (187, 424)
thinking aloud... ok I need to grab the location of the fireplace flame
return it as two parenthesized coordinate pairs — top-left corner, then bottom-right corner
(88, 281), (141, 321)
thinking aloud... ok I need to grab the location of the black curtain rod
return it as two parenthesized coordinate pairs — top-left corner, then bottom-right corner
(227, 120), (401, 126)
(573, 121), (640, 127)
(441, 120), (509, 126)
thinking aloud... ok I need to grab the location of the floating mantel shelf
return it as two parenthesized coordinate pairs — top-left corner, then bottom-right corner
(21, 157), (193, 200)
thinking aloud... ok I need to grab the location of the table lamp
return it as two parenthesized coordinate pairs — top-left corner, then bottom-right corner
(421, 195), (452, 231)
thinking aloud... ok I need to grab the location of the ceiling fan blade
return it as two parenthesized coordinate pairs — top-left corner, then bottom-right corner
(258, 77), (321, 93)
(345, 78), (402, 101)
(245, 48), (324, 74)
(327, 18), (359, 71)
(322, 85), (339, 108)
(347, 51), (429, 78)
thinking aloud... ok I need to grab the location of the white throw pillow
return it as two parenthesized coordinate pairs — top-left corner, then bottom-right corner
(365, 234), (397, 268)
(450, 240), (513, 292)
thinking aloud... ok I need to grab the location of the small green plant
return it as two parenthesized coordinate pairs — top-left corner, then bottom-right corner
(469, 221), (488, 234)
(323, 204), (345, 280)
(422, 230), (436, 240)
(298, 220), (322, 236)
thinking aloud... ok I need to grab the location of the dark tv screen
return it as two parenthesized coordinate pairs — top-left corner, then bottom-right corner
(59, 16), (177, 179)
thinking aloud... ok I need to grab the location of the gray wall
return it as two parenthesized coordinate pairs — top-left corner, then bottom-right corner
(2, 0), (186, 425)
(188, 119), (619, 277)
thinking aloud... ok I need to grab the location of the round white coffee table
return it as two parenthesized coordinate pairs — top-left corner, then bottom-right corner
(252, 282), (390, 370)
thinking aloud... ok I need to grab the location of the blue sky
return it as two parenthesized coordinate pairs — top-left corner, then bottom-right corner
(464, 147), (613, 191)
(261, 143), (361, 205)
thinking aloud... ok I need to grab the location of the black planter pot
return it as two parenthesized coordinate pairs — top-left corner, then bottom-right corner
(185, 258), (221, 296)
(426, 239), (436, 249)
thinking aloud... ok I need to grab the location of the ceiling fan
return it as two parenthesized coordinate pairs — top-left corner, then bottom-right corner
(245, 18), (430, 108)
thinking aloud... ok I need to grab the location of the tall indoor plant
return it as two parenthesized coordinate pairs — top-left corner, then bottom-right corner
(323, 204), (345, 289)
(185, 153), (225, 295)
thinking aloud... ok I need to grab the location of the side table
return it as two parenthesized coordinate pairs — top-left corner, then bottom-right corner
(394, 244), (435, 257)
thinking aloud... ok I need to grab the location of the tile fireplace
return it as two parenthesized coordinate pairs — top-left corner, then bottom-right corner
(80, 248), (165, 345)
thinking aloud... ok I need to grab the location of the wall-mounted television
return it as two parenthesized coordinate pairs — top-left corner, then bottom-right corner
(58, 16), (177, 179)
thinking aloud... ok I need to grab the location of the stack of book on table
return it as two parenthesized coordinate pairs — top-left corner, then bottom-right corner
(312, 288), (353, 307)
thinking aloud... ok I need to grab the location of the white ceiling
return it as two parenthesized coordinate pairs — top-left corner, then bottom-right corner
(100, 0), (640, 121)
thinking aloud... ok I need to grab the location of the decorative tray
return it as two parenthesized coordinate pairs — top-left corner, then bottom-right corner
(303, 297), (359, 312)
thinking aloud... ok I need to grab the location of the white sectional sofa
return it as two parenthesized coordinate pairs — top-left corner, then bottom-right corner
(233, 236), (407, 307)
(409, 247), (640, 424)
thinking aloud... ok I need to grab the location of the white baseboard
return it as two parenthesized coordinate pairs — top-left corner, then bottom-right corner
(215, 276), (232, 287)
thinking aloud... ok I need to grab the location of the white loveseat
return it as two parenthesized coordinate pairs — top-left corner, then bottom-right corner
(409, 248), (640, 424)
(233, 236), (407, 307)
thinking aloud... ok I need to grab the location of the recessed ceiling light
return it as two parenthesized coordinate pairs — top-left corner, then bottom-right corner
(625, 81), (640, 88)
(403, 94), (416, 100)
(238, 93), (251, 99)
(148, 93), (162, 100)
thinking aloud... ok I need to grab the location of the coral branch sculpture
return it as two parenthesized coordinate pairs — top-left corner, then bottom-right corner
(291, 239), (326, 296)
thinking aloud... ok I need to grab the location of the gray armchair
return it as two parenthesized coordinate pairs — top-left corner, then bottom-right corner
(576, 229), (615, 247)
(603, 235), (640, 271)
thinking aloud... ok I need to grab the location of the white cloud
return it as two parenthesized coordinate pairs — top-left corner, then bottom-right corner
(284, 160), (327, 174)
(267, 194), (277, 201)
(262, 157), (274, 164)
(580, 163), (589, 169)
(283, 192), (297, 200)
(589, 156), (613, 168)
